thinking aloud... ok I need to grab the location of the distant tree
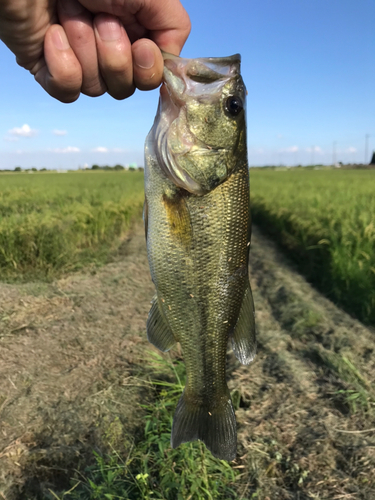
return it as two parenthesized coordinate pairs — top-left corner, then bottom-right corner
(128, 166), (135, 171)
(114, 164), (124, 170)
(137, 166), (144, 171)
(92, 164), (100, 170)
(14, 166), (22, 172)
(40, 168), (47, 171)
(31, 167), (37, 172)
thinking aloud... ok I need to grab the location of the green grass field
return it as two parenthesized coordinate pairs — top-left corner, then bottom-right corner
(250, 168), (375, 325)
(0, 171), (144, 281)
(1, 169), (374, 324)
(62, 354), (239, 500)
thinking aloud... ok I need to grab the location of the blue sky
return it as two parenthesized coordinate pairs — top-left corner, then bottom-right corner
(1, 0), (374, 169)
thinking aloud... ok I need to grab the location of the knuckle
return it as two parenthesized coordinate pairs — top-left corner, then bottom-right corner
(101, 55), (131, 76)
(82, 80), (107, 97)
(136, 78), (160, 92)
(83, 88), (106, 98)
(109, 85), (135, 101)
(49, 69), (82, 102)
(47, 83), (81, 103)
(57, 92), (81, 104)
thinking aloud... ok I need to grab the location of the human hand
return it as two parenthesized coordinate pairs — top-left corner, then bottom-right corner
(0, 0), (191, 102)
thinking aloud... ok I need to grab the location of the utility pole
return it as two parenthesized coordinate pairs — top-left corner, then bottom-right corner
(365, 134), (370, 165)
(332, 141), (337, 166)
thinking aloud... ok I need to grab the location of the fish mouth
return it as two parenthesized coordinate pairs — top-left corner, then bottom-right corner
(161, 51), (241, 104)
(161, 51), (241, 80)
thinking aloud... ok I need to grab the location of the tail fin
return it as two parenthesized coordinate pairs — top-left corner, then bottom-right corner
(171, 390), (237, 461)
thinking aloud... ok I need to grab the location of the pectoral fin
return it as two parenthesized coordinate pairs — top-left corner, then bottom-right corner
(147, 296), (176, 352)
(231, 281), (256, 365)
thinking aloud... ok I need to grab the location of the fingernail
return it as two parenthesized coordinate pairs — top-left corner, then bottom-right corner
(133, 44), (155, 69)
(96, 17), (122, 41)
(52, 28), (70, 51)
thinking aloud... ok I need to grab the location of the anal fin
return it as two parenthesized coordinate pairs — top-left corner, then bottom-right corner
(147, 296), (176, 352)
(231, 280), (256, 365)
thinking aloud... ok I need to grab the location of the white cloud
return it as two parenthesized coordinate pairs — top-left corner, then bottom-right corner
(92, 147), (109, 153)
(52, 129), (67, 136)
(8, 124), (38, 137)
(50, 146), (80, 153)
(306, 146), (322, 153)
(347, 147), (357, 153)
(281, 145), (299, 153)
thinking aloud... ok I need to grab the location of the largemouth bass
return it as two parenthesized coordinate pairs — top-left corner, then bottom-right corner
(144, 52), (256, 461)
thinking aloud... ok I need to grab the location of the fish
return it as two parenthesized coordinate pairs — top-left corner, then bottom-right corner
(143, 52), (256, 461)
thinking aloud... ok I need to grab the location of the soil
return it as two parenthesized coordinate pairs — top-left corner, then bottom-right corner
(1, 222), (374, 500)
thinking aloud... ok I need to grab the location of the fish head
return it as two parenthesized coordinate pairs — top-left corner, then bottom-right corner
(153, 52), (247, 195)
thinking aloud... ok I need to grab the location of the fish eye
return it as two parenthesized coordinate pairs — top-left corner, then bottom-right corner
(225, 96), (243, 117)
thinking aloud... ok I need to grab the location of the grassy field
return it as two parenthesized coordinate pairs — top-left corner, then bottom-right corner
(250, 168), (375, 325)
(1, 170), (375, 499)
(0, 171), (144, 281)
(64, 354), (240, 500)
(1, 168), (374, 324)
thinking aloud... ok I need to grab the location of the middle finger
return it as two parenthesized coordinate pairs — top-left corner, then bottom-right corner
(94, 14), (135, 100)
(58, 0), (106, 97)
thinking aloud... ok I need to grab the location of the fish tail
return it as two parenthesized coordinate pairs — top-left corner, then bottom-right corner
(171, 390), (237, 461)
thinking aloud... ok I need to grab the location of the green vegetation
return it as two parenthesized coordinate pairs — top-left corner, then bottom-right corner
(0, 171), (144, 281)
(311, 346), (375, 414)
(2, 168), (374, 325)
(57, 354), (240, 500)
(250, 169), (375, 325)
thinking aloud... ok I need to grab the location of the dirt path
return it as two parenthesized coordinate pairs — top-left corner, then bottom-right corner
(1, 222), (374, 499)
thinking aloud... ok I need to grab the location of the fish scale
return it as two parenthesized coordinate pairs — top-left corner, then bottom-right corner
(144, 52), (256, 461)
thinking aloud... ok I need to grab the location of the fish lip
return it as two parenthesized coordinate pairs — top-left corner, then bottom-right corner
(161, 51), (241, 67)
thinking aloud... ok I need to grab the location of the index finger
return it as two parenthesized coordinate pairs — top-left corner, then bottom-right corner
(77, 0), (191, 55)
(133, 0), (191, 55)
